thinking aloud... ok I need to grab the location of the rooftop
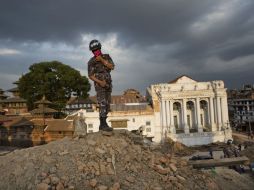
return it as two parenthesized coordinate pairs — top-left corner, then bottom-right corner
(66, 97), (95, 105)
(35, 95), (52, 105)
(0, 97), (27, 103)
(30, 107), (58, 114)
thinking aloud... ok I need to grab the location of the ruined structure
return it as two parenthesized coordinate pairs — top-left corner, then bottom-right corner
(227, 84), (254, 131)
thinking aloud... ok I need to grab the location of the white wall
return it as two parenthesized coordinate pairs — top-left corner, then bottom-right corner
(72, 109), (155, 137)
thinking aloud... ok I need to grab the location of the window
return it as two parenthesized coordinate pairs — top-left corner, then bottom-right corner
(146, 121), (151, 126)
(201, 114), (203, 125)
(88, 124), (93, 128)
(133, 118), (135, 122)
(88, 130), (93, 133)
(146, 128), (151, 132)
(20, 134), (25, 139)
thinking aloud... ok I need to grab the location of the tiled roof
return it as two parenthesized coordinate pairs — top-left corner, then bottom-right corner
(30, 107), (58, 114)
(67, 97), (95, 105)
(11, 117), (34, 127)
(0, 115), (10, 122)
(90, 95), (147, 104)
(44, 119), (74, 132)
(2, 117), (31, 127)
(110, 104), (150, 111)
(35, 95), (52, 105)
(0, 97), (27, 103)
(7, 87), (19, 92)
(2, 117), (73, 132)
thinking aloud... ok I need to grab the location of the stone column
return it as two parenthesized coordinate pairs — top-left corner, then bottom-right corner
(162, 100), (167, 132)
(221, 96), (229, 128)
(216, 96), (222, 131)
(170, 100), (176, 134)
(182, 99), (189, 134)
(209, 97), (216, 131)
(196, 97), (203, 132)
(220, 97), (225, 128)
(166, 100), (170, 127)
(160, 100), (163, 127)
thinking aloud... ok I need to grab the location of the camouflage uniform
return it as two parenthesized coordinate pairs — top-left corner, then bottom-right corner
(88, 54), (114, 118)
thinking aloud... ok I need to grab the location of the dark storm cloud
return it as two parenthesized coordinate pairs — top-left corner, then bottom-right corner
(0, 0), (216, 45)
(0, 0), (254, 94)
(218, 42), (254, 61)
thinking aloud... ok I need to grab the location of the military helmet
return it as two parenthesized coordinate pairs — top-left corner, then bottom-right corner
(89, 39), (101, 51)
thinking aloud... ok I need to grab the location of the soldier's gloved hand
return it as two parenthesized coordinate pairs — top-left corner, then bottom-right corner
(99, 80), (106, 87)
(95, 55), (104, 62)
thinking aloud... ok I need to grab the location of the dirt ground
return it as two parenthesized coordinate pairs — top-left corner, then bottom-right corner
(0, 130), (253, 190)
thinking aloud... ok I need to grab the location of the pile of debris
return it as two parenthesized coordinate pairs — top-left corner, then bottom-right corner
(0, 130), (220, 190)
(240, 141), (254, 162)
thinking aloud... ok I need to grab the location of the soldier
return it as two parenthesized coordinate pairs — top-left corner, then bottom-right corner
(88, 39), (114, 131)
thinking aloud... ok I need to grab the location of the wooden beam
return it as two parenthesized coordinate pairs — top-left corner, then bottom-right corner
(189, 156), (249, 168)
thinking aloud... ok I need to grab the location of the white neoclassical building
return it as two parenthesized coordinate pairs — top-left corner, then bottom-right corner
(146, 75), (232, 145)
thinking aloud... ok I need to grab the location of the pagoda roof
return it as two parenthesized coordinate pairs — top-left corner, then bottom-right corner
(13, 81), (19, 85)
(0, 97), (26, 103)
(9, 117), (33, 127)
(30, 107), (57, 115)
(0, 115), (10, 122)
(35, 95), (52, 105)
(7, 87), (19, 92)
(0, 94), (8, 98)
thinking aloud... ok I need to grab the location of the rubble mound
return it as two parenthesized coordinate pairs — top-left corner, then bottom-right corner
(240, 142), (254, 162)
(0, 130), (219, 190)
(161, 138), (194, 156)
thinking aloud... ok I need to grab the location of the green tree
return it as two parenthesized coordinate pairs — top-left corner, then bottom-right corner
(18, 61), (90, 111)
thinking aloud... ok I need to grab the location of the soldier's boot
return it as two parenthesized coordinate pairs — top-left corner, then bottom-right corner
(101, 117), (113, 132)
(99, 117), (104, 130)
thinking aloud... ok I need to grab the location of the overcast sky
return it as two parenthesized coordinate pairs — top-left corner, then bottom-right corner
(0, 0), (254, 96)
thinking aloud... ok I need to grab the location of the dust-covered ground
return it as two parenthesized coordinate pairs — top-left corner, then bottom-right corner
(0, 130), (253, 190)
